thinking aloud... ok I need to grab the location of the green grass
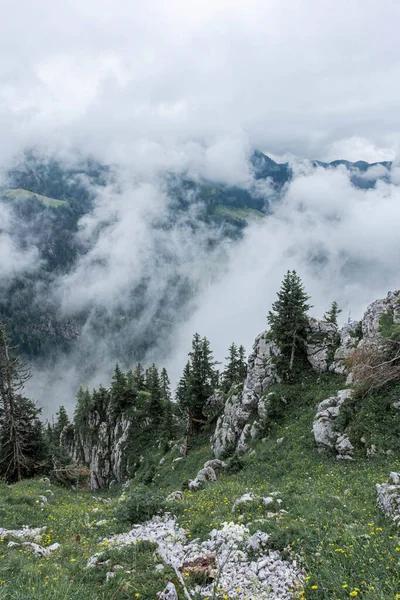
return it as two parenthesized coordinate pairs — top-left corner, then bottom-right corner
(4, 189), (68, 208)
(1, 373), (400, 599)
(213, 205), (265, 222)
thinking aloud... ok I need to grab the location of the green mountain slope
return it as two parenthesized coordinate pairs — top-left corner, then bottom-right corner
(4, 188), (68, 208)
(1, 372), (399, 600)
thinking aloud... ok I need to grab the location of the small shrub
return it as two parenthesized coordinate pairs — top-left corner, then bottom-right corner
(347, 339), (400, 394)
(7, 494), (36, 506)
(226, 453), (244, 473)
(115, 485), (165, 524)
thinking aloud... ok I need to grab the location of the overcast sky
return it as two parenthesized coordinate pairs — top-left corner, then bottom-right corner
(1, 0), (400, 164)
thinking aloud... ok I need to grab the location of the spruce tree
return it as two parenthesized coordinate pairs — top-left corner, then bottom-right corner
(0, 322), (47, 481)
(177, 334), (218, 432)
(221, 343), (248, 393)
(267, 270), (311, 375)
(125, 370), (138, 409)
(133, 363), (145, 390)
(323, 301), (342, 326)
(160, 368), (171, 401)
(147, 364), (163, 428)
(176, 361), (191, 413)
(238, 345), (247, 380)
(53, 405), (70, 445)
(73, 387), (92, 432)
(109, 363), (127, 416)
(0, 396), (47, 481)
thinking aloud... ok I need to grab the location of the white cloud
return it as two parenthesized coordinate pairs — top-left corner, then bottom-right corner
(1, 0), (400, 161)
(0, 204), (39, 281)
(167, 166), (400, 381)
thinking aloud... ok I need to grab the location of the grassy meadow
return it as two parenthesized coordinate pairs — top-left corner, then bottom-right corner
(1, 373), (399, 600)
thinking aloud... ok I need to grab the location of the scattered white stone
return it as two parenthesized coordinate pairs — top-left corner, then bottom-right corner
(87, 553), (103, 568)
(47, 543), (61, 552)
(232, 492), (257, 512)
(88, 514), (303, 600)
(166, 491), (183, 502)
(263, 497), (274, 506)
(39, 495), (48, 503)
(0, 526), (46, 540)
(94, 520), (108, 526)
(233, 492), (281, 512)
(376, 472), (400, 524)
(22, 542), (59, 556)
(276, 438), (284, 445)
(157, 582), (178, 600)
(367, 445), (377, 457)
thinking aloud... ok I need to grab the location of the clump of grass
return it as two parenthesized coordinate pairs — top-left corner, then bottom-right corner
(1, 371), (400, 599)
(115, 485), (166, 524)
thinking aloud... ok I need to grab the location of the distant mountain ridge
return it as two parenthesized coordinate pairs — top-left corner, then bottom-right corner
(0, 149), (394, 370)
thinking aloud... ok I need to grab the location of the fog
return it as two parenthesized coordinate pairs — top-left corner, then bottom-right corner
(1, 0), (400, 413)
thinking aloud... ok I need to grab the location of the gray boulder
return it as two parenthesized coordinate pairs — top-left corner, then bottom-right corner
(313, 389), (354, 458)
(188, 459), (227, 490)
(212, 333), (280, 458)
(376, 472), (400, 525)
(306, 318), (339, 373)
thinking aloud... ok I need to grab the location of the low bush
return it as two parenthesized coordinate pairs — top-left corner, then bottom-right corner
(115, 484), (165, 524)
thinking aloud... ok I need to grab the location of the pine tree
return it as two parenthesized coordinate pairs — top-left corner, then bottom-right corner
(125, 370), (138, 409)
(0, 322), (47, 481)
(109, 363), (127, 416)
(238, 345), (247, 380)
(147, 364), (163, 428)
(0, 396), (47, 481)
(177, 334), (218, 432)
(267, 270), (311, 375)
(133, 363), (145, 390)
(73, 387), (92, 431)
(176, 361), (191, 412)
(91, 385), (110, 420)
(53, 405), (70, 444)
(221, 343), (248, 393)
(323, 301), (342, 326)
(160, 368), (171, 401)
(221, 343), (238, 393)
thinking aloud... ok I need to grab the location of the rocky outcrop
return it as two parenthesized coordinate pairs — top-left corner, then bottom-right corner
(68, 413), (132, 491)
(188, 459), (226, 490)
(312, 389), (354, 459)
(88, 515), (304, 600)
(212, 334), (280, 458)
(376, 472), (400, 525)
(329, 321), (360, 375)
(306, 318), (339, 373)
(312, 290), (400, 457)
(361, 292), (400, 338)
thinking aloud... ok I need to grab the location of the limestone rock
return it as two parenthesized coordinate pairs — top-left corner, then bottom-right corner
(189, 459), (227, 490)
(90, 515), (303, 600)
(212, 333), (280, 458)
(313, 389), (354, 458)
(376, 472), (400, 524)
(166, 491), (183, 502)
(329, 321), (360, 374)
(306, 318), (339, 373)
